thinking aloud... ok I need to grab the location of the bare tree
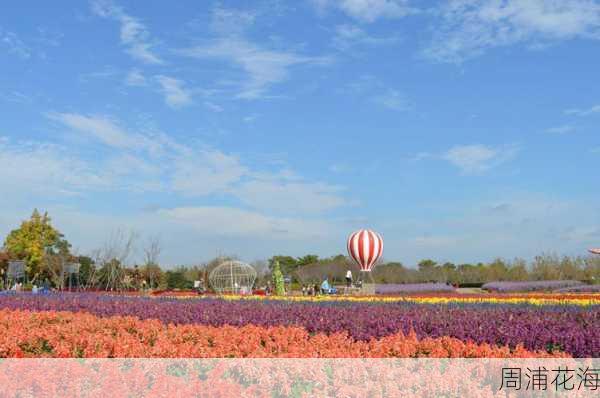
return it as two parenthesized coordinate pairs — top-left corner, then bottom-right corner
(142, 235), (162, 288)
(143, 235), (161, 267)
(88, 229), (139, 291)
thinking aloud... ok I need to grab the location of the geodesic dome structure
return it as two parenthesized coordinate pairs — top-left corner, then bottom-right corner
(7, 260), (26, 281)
(209, 260), (257, 294)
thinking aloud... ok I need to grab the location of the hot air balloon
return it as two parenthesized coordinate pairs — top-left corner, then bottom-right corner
(347, 229), (384, 272)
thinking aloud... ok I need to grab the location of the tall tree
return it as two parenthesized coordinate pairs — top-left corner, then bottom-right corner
(3, 209), (71, 281)
(268, 255), (298, 275)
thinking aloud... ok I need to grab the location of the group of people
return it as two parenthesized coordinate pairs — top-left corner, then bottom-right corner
(301, 283), (323, 296)
(6, 280), (51, 293)
(299, 270), (360, 295)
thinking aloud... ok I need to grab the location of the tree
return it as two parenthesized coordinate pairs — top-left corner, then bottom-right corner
(268, 256), (298, 276)
(272, 260), (285, 295)
(143, 236), (162, 288)
(417, 259), (438, 282)
(3, 209), (71, 281)
(165, 267), (192, 289)
(89, 229), (138, 290)
(78, 256), (95, 288)
(297, 254), (319, 267)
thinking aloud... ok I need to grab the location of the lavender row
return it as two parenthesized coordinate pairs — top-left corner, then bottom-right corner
(0, 293), (597, 357)
(554, 285), (600, 293)
(375, 283), (455, 294)
(482, 280), (583, 292)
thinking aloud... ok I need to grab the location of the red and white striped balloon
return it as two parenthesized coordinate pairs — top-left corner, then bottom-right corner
(347, 229), (383, 272)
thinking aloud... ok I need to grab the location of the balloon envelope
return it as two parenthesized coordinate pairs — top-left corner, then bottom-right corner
(347, 229), (383, 272)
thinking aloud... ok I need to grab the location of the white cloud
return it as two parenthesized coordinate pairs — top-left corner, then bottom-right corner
(204, 101), (224, 112)
(1, 30), (31, 58)
(171, 150), (247, 196)
(234, 180), (347, 214)
(332, 24), (399, 51)
(179, 38), (330, 99)
(424, 0), (600, 63)
(125, 68), (146, 86)
(371, 89), (412, 111)
(47, 112), (145, 149)
(177, 6), (331, 99)
(343, 75), (411, 111)
(442, 144), (519, 174)
(91, 0), (162, 64)
(564, 104), (600, 116)
(159, 206), (334, 239)
(0, 91), (32, 104)
(546, 124), (575, 134)
(329, 163), (352, 173)
(155, 75), (192, 108)
(210, 6), (257, 35)
(313, 0), (415, 22)
(243, 114), (259, 123)
(0, 139), (110, 197)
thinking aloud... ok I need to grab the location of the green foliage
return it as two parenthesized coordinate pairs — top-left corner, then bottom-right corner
(78, 256), (95, 288)
(165, 268), (193, 289)
(268, 255), (298, 276)
(272, 260), (285, 295)
(3, 209), (71, 280)
(296, 254), (319, 267)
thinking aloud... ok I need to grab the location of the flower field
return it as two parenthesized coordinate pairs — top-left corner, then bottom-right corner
(481, 280), (584, 292)
(0, 291), (598, 358)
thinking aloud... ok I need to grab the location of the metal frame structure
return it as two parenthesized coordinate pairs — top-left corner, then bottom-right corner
(209, 260), (257, 294)
(7, 260), (26, 288)
(63, 262), (81, 291)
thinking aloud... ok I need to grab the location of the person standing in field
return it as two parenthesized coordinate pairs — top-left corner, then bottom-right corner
(345, 269), (352, 288)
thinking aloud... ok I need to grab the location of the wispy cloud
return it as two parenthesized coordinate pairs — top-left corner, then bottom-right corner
(43, 111), (349, 215)
(91, 0), (163, 64)
(46, 112), (165, 154)
(546, 124), (575, 134)
(0, 91), (32, 104)
(178, 37), (330, 100)
(564, 104), (600, 116)
(442, 144), (519, 174)
(371, 89), (412, 111)
(243, 114), (259, 123)
(344, 75), (412, 111)
(424, 0), (600, 63)
(1, 30), (31, 58)
(125, 68), (146, 86)
(159, 206), (335, 239)
(234, 180), (347, 214)
(312, 0), (416, 23)
(177, 6), (331, 100)
(204, 101), (224, 112)
(0, 138), (110, 196)
(332, 24), (399, 51)
(155, 75), (192, 108)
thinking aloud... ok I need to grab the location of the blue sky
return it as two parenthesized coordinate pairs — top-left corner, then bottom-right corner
(1, 0), (599, 267)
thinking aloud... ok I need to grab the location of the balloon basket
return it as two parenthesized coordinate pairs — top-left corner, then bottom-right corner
(360, 271), (375, 295)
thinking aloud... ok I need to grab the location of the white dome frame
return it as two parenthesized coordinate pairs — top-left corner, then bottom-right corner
(209, 260), (257, 294)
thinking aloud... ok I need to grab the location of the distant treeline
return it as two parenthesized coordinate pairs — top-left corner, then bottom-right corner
(1, 210), (599, 291)
(2, 252), (599, 291)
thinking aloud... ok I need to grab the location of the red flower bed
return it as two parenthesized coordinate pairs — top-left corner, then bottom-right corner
(0, 309), (568, 358)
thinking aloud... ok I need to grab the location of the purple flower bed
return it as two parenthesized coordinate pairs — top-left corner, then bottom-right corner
(482, 280), (583, 293)
(375, 283), (455, 294)
(0, 292), (598, 357)
(554, 285), (600, 293)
